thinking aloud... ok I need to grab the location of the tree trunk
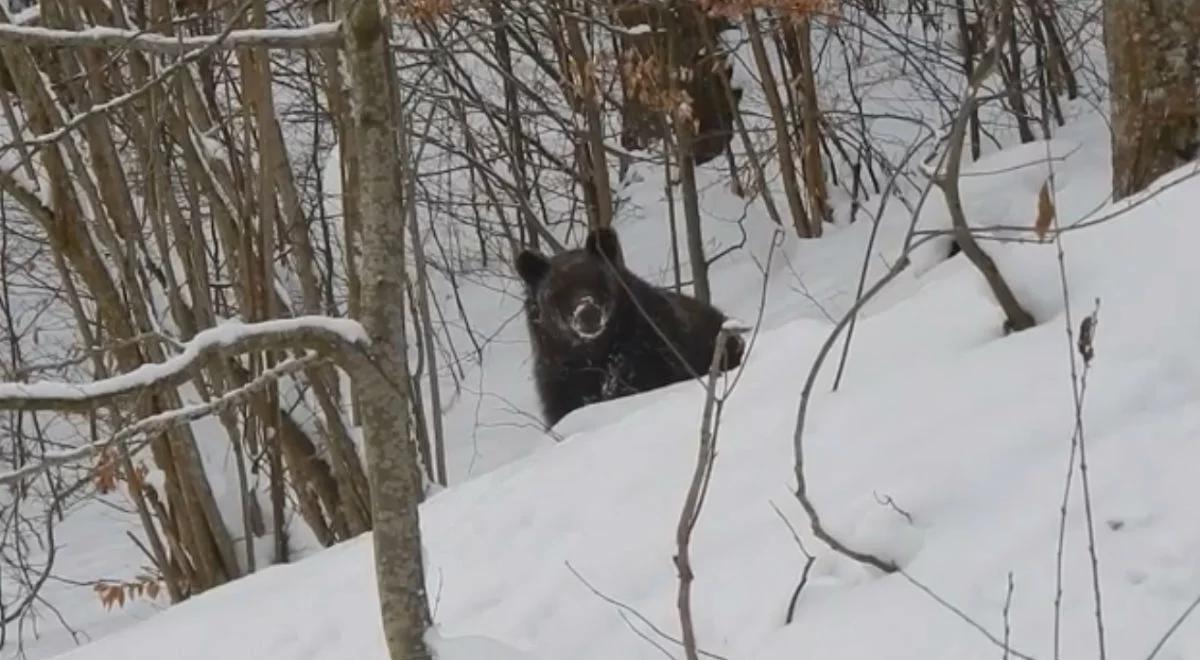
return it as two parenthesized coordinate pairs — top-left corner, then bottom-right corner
(344, 1), (433, 658)
(668, 9), (711, 304)
(745, 10), (813, 238)
(954, 0), (983, 161)
(562, 1), (614, 229)
(1104, 0), (1199, 199)
(792, 16), (830, 232)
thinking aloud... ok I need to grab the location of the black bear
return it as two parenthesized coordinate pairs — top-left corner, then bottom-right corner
(514, 226), (745, 427)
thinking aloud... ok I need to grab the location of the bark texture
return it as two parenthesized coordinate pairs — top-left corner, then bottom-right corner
(344, 1), (433, 657)
(1105, 0), (1200, 199)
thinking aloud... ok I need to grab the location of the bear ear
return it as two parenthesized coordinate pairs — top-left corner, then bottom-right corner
(585, 226), (624, 267)
(515, 250), (551, 288)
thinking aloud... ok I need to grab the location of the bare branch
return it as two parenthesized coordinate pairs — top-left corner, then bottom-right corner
(565, 561), (729, 660)
(1145, 590), (1200, 659)
(1, 0), (257, 157)
(0, 353), (329, 487)
(899, 570), (1038, 660)
(0, 22), (342, 54)
(932, 0), (1036, 333)
(792, 236), (943, 575)
(674, 326), (741, 660)
(0, 317), (365, 414)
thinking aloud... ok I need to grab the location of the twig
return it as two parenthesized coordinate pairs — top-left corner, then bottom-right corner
(618, 611), (678, 660)
(13, 331), (184, 379)
(1074, 302), (1106, 660)
(675, 327), (738, 660)
(125, 532), (161, 573)
(0, 354), (326, 487)
(1145, 590), (1200, 659)
(1, 0), (257, 158)
(792, 235), (941, 574)
(769, 500), (814, 560)
(899, 570), (1038, 660)
(910, 163), (1200, 244)
(873, 492), (915, 525)
(1003, 572), (1014, 660)
(565, 562), (729, 660)
(767, 500), (817, 624)
(1044, 127), (1106, 659)
(785, 554), (816, 626)
(833, 130), (935, 391)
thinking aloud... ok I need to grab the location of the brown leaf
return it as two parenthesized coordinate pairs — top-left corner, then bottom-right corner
(1035, 179), (1056, 241)
(98, 585), (119, 610)
(93, 448), (119, 494)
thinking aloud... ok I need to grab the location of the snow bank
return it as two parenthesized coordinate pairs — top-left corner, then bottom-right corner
(35, 118), (1200, 660)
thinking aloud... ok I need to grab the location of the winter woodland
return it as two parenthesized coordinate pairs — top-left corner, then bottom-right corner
(0, 0), (1197, 658)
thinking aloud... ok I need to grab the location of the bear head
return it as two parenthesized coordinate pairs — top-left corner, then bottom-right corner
(515, 227), (626, 346)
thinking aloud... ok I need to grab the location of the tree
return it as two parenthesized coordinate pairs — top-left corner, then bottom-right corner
(343, 0), (434, 656)
(1104, 0), (1199, 199)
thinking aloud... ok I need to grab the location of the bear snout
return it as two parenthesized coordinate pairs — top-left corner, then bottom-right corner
(570, 298), (606, 339)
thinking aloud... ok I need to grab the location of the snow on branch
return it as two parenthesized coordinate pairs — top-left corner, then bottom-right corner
(0, 21), (343, 53)
(0, 0), (310, 156)
(0, 316), (368, 414)
(0, 352), (325, 487)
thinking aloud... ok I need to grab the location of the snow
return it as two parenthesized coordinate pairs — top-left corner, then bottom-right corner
(0, 316), (366, 405)
(7, 3), (1199, 659)
(17, 111), (1200, 660)
(0, 22), (341, 52)
(7, 3), (39, 26)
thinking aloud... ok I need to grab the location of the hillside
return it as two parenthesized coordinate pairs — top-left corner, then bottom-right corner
(22, 109), (1200, 659)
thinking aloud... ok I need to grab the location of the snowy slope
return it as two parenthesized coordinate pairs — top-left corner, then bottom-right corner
(33, 112), (1200, 660)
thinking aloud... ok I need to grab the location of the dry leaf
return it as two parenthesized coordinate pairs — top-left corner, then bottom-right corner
(1035, 179), (1056, 241)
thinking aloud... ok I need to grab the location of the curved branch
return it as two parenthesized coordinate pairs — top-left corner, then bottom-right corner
(0, 316), (367, 414)
(792, 235), (939, 574)
(0, 353), (328, 487)
(932, 0), (1036, 332)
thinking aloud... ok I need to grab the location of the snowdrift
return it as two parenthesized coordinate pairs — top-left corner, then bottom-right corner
(32, 113), (1200, 660)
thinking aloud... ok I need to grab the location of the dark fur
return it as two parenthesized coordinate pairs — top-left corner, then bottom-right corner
(515, 227), (744, 427)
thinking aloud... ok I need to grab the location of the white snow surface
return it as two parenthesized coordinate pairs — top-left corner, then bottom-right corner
(16, 109), (1200, 660)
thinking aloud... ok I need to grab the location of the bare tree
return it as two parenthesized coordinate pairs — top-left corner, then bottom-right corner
(344, 0), (433, 655)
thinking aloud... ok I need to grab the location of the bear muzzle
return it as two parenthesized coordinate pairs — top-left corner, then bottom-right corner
(570, 297), (607, 340)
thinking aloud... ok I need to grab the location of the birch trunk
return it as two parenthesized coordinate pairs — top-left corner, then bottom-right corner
(343, 1), (433, 657)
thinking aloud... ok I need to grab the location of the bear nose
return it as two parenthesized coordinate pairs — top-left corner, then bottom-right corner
(577, 305), (601, 329)
(572, 299), (604, 337)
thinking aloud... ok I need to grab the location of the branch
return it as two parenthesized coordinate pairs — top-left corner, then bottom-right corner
(0, 316), (366, 414)
(899, 569), (1038, 660)
(771, 500), (817, 625)
(12, 330), (183, 379)
(791, 239), (942, 575)
(0, 353), (326, 487)
(565, 562), (729, 660)
(1, 0), (257, 157)
(932, 0), (1035, 333)
(833, 129), (937, 391)
(0, 22), (342, 53)
(1146, 590), (1200, 659)
(674, 326), (740, 660)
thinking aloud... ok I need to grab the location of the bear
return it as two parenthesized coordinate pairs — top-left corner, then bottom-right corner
(514, 226), (745, 427)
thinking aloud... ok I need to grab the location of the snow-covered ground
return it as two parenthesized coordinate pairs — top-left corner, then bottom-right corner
(11, 98), (1200, 660)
